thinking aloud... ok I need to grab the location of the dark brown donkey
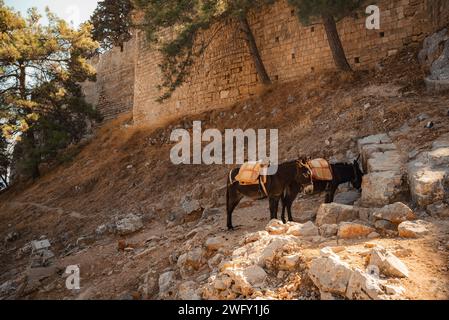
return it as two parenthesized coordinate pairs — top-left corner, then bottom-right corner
(226, 160), (313, 230)
(280, 158), (364, 223)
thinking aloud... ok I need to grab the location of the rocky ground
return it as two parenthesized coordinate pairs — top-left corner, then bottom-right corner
(0, 41), (449, 300)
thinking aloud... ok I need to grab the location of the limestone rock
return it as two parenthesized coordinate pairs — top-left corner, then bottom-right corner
(115, 214), (143, 236)
(369, 247), (409, 278)
(334, 191), (361, 205)
(368, 151), (402, 173)
(319, 224), (339, 238)
(309, 253), (353, 296)
(346, 268), (385, 300)
(158, 271), (177, 298)
(316, 203), (359, 226)
(177, 248), (205, 278)
(181, 196), (202, 214)
(337, 222), (375, 239)
(296, 210), (316, 223)
(223, 265), (267, 296)
(398, 220), (430, 238)
(205, 237), (224, 252)
(361, 171), (406, 207)
(426, 201), (449, 218)
(278, 254), (301, 271)
(266, 219), (289, 235)
(286, 221), (319, 237)
(178, 281), (201, 300)
(373, 202), (416, 224)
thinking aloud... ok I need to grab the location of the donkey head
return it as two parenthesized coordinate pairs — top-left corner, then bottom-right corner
(295, 159), (314, 193)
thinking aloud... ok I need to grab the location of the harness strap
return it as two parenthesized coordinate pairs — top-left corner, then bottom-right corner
(229, 170), (234, 185)
(259, 175), (268, 197)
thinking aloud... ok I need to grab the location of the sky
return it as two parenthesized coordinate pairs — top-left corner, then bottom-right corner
(4, 0), (100, 27)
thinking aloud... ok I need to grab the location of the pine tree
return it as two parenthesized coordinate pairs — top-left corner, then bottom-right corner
(90, 0), (134, 52)
(0, 2), (99, 179)
(288, 0), (363, 71)
(135, 0), (274, 101)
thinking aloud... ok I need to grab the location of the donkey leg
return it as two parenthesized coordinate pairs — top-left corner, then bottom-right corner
(287, 201), (294, 222)
(280, 195), (287, 224)
(226, 185), (243, 230)
(269, 197), (281, 220)
(325, 183), (338, 203)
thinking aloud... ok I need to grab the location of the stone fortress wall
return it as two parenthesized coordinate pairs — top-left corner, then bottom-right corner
(82, 0), (449, 126)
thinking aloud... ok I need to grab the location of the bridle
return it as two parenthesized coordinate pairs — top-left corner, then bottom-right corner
(296, 159), (314, 187)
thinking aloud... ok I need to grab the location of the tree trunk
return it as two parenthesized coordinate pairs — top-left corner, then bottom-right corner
(239, 15), (271, 85)
(18, 63), (27, 99)
(321, 14), (352, 72)
(25, 129), (40, 180)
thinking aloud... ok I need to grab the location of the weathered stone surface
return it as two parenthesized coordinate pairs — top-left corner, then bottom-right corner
(205, 237), (224, 251)
(266, 219), (289, 235)
(296, 211), (317, 223)
(358, 134), (392, 152)
(319, 224), (339, 238)
(286, 221), (319, 237)
(334, 191), (361, 205)
(408, 163), (449, 207)
(373, 202), (416, 224)
(158, 271), (177, 297)
(361, 171), (406, 207)
(181, 196), (202, 214)
(374, 220), (397, 232)
(369, 247), (409, 278)
(368, 151), (402, 173)
(178, 281), (201, 300)
(398, 220), (430, 238)
(222, 265), (267, 296)
(316, 203), (359, 226)
(309, 253), (353, 296)
(426, 148), (449, 167)
(177, 248), (205, 278)
(337, 222), (375, 239)
(426, 201), (449, 218)
(278, 254), (301, 271)
(115, 214), (143, 236)
(346, 268), (385, 300)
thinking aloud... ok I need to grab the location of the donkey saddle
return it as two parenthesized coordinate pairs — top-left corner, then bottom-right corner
(307, 158), (333, 181)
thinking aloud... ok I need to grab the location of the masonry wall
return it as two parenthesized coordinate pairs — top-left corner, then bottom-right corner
(82, 37), (136, 120)
(84, 0), (448, 126)
(132, 0), (448, 127)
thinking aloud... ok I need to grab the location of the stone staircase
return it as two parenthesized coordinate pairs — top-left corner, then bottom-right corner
(358, 133), (408, 207)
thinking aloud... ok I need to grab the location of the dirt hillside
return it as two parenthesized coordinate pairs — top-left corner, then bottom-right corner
(0, 45), (448, 300)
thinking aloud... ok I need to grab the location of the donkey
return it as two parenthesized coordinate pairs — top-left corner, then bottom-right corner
(280, 158), (364, 223)
(226, 160), (313, 230)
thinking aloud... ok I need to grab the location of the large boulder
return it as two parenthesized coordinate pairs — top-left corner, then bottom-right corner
(177, 248), (205, 278)
(158, 271), (177, 298)
(419, 28), (449, 92)
(178, 281), (201, 300)
(361, 171), (407, 207)
(316, 203), (359, 226)
(398, 220), (430, 239)
(337, 222), (375, 239)
(309, 253), (353, 296)
(372, 202), (416, 224)
(369, 247), (409, 278)
(265, 219), (289, 235)
(367, 151), (402, 173)
(408, 138), (449, 208)
(222, 265), (267, 297)
(286, 221), (319, 237)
